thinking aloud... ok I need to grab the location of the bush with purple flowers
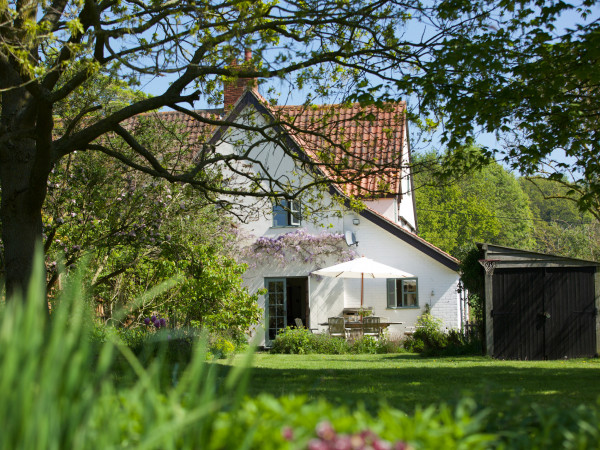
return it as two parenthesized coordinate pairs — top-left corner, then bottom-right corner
(144, 314), (167, 329)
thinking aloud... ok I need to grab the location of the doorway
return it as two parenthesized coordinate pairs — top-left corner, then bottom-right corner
(265, 277), (309, 343)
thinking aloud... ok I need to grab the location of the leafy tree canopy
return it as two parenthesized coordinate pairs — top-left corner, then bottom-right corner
(1, 0), (598, 298)
(43, 129), (261, 338)
(397, 0), (600, 214)
(519, 177), (600, 261)
(413, 150), (535, 260)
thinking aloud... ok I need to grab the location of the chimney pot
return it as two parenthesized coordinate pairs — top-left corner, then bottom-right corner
(224, 49), (255, 109)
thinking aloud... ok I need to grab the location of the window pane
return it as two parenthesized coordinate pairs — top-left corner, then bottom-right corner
(290, 200), (301, 226)
(273, 203), (288, 227)
(386, 278), (396, 308)
(401, 279), (418, 307)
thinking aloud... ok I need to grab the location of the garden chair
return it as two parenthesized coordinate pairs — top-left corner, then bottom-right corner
(295, 318), (317, 333)
(328, 317), (347, 339)
(362, 316), (381, 338)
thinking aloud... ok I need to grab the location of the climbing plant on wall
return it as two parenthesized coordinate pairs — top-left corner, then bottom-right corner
(245, 229), (357, 268)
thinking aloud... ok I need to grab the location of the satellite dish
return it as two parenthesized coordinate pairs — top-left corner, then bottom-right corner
(345, 230), (358, 246)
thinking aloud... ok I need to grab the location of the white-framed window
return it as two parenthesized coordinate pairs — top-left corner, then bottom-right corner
(387, 278), (418, 308)
(272, 199), (301, 227)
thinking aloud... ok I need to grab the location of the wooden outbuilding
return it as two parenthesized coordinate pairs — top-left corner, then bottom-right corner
(478, 244), (600, 360)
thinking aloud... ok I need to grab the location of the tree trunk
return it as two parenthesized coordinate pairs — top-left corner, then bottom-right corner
(0, 143), (49, 301)
(0, 88), (52, 305)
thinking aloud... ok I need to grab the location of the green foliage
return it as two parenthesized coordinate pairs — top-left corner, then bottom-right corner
(212, 394), (600, 449)
(351, 335), (379, 354)
(400, 1), (600, 217)
(519, 177), (600, 261)
(414, 152), (534, 259)
(208, 336), (236, 360)
(44, 144), (261, 338)
(270, 327), (314, 354)
(404, 306), (481, 356)
(460, 247), (485, 299)
(306, 333), (353, 355)
(0, 256), (253, 448)
(270, 327), (402, 355)
(460, 247), (485, 333)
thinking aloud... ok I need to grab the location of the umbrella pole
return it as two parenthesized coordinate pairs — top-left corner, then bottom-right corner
(361, 273), (364, 308)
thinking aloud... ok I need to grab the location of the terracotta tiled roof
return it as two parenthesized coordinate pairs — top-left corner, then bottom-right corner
(272, 102), (406, 197)
(147, 92), (406, 198)
(141, 109), (222, 144)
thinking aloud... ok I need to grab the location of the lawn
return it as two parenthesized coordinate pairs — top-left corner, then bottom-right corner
(217, 353), (600, 412)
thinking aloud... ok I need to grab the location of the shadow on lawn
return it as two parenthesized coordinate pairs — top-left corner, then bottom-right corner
(216, 359), (600, 413)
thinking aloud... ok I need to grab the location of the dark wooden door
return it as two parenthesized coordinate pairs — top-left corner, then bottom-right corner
(544, 267), (596, 359)
(493, 268), (545, 359)
(492, 267), (596, 359)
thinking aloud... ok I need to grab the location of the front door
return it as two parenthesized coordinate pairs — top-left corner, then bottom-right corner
(265, 277), (308, 344)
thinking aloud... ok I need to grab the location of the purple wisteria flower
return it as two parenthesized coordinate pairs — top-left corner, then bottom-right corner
(244, 229), (357, 269)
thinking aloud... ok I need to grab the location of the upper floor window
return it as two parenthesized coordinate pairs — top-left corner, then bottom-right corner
(273, 199), (301, 227)
(387, 278), (418, 308)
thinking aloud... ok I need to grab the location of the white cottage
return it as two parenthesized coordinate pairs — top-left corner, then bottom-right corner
(198, 79), (463, 346)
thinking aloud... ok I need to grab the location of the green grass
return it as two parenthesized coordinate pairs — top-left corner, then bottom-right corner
(217, 353), (600, 412)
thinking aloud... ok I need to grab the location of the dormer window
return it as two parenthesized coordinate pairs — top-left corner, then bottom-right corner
(273, 199), (301, 227)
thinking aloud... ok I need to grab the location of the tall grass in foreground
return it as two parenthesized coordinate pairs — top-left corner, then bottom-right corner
(1, 259), (600, 448)
(0, 260), (252, 449)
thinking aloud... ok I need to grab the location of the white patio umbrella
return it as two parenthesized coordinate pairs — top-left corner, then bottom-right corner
(311, 257), (414, 307)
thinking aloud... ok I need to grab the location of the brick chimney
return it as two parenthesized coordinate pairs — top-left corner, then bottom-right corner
(224, 48), (255, 109)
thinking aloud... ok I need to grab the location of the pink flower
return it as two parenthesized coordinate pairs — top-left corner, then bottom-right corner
(316, 421), (336, 441)
(281, 426), (294, 441)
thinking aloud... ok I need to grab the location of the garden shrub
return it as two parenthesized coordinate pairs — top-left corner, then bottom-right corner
(351, 336), (378, 354)
(271, 328), (404, 355)
(309, 333), (352, 354)
(404, 306), (482, 356)
(375, 333), (405, 354)
(208, 336), (236, 359)
(270, 326), (314, 354)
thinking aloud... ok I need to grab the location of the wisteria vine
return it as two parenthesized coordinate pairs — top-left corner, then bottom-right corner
(244, 229), (357, 268)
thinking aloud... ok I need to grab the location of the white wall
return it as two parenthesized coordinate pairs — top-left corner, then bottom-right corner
(364, 198), (396, 222)
(398, 125), (416, 230)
